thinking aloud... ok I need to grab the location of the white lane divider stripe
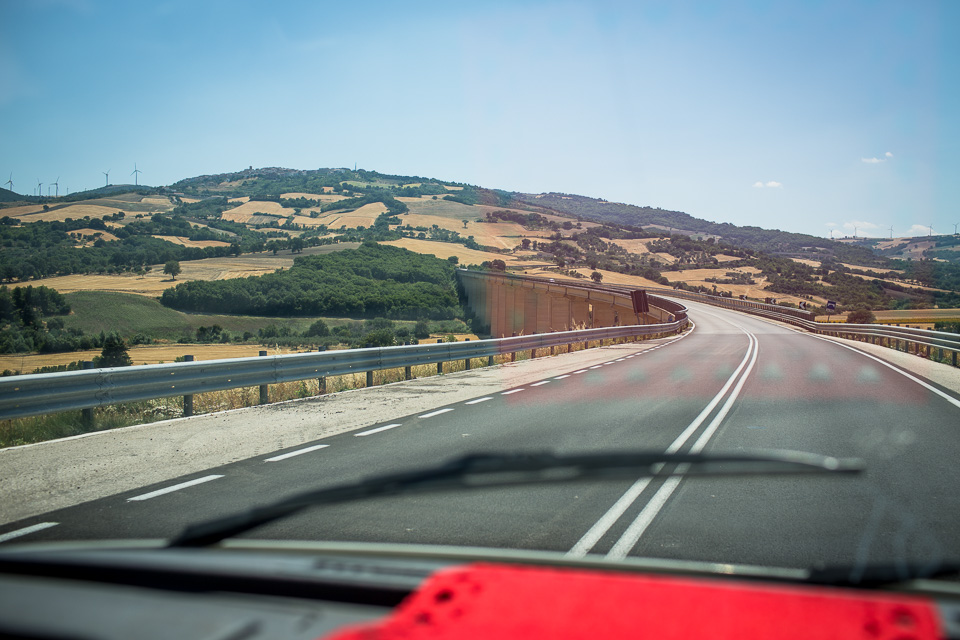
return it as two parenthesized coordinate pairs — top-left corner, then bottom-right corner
(573, 369), (588, 374)
(128, 475), (224, 502)
(554, 374), (571, 380)
(606, 333), (760, 560)
(0, 522), (58, 543)
(502, 389), (524, 395)
(589, 365), (603, 369)
(465, 397), (493, 405)
(355, 424), (402, 437)
(530, 381), (550, 387)
(265, 444), (331, 461)
(420, 408), (454, 418)
(568, 327), (757, 558)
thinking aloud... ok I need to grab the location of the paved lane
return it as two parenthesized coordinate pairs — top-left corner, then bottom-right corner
(4, 301), (959, 574)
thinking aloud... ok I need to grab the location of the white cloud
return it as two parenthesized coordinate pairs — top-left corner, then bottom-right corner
(909, 224), (931, 236)
(862, 151), (893, 164)
(753, 180), (782, 188)
(825, 222), (838, 228)
(765, 181), (782, 188)
(752, 181), (764, 188)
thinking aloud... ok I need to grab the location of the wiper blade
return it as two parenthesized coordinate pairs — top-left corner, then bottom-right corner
(168, 449), (863, 548)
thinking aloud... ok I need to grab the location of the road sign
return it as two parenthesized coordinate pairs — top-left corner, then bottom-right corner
(631, 290), (650, 314)
(826, 300), (836, 311)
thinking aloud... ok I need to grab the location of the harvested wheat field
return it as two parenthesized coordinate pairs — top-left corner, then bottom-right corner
(221, 200), (293, 222)
(17, 204), (123, 223)
(0, 344), (302, 373)
(152, 236), (232, 248)
(0, 204), (46, 218)
(319, 202), (387, 228)
(380, 238), (530, 265)
(281, 192), (344, 201)
(19, 244), (360, 296)
(178, 197), (203, 204)
(70, 228), (120, 242)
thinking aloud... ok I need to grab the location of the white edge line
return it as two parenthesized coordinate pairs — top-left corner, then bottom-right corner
(128, 475), (224, 502)
(0, 522), (59, 543)
(419, 408), (455, 418)
(355, 424), (402, 437)
(809, 334), (960, 410)
(465, 397), (493, 405)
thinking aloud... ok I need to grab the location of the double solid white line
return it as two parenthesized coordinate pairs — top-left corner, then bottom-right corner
(568, 328), (759, 558)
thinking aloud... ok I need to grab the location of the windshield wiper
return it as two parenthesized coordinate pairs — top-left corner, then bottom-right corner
(168, 449), (863, 548)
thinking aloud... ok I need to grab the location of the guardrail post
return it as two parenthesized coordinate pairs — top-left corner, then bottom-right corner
(318, 376), (326, 394)
(182, 355), (195, 416)
(954, 351), (958, 368)
(464, 338), (471, 370)
(404, 366), (412, 380)
(81, 361), (94, 427)
(258, 351), (269, 404)
(366, 371), (374, 387)
(488, 355), (494, 366)
(510, 350), (516, 362)
(437, 361), (443, 374)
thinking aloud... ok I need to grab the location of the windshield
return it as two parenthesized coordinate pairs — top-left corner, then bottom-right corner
(1, 0), (959, 581)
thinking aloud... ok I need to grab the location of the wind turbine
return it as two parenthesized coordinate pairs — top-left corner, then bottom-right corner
(954, 223), (959, 235)
(52, 176), (59, 197)
(36, 178), (42, 197)
(888, 226), (893, 239)
(853, 226), (858, 238)
(131, 163), (142, 186)
(929, 224), (933, 237)
(102, 170), (110, 187)
(5, 173), (13, 192)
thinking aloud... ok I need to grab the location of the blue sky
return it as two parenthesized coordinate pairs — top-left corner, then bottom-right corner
(1, 0), (957, 239)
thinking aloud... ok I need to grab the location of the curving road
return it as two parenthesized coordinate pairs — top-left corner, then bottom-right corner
(4, 300), (960, 571)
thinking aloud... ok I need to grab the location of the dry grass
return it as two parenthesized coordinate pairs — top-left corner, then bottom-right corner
(152, 235), (232, 248)
(714, 254), (741, 263)
(0, 344), (302, 373)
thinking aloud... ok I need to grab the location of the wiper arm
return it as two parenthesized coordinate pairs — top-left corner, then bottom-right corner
(168, 449), (863, 548)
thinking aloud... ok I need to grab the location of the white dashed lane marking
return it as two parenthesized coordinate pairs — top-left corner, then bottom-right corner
(502, 389), (524, 395)
(465, 397), (493, 405)
(355, 424), (402, 437)
(420, 408), (455, 419)
(127, 475), (224, 502)
(0, 523), (58, 543)
(530, 381), (550, 387)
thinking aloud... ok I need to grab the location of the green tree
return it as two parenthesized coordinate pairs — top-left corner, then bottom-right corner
(591, 271), (603, 283)
(305, 319), (330, 337)
(94, 333), (133, 367)
(846, 308), (876, 324)
(164, 260), (182, 280)
(414, 319), (431, 340)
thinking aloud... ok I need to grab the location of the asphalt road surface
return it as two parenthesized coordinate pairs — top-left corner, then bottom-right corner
(4, 301), (960, 572)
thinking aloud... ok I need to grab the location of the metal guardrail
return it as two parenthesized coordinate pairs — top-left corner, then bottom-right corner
(0, 320), (688, 421)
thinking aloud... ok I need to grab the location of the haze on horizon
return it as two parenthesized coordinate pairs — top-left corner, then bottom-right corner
(1, 0), (957, 240)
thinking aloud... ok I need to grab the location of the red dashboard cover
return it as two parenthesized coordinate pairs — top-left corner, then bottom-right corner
(324, 562), (941, 640)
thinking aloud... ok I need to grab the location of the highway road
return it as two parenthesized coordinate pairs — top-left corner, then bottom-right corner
(4, 300), (960, 572)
